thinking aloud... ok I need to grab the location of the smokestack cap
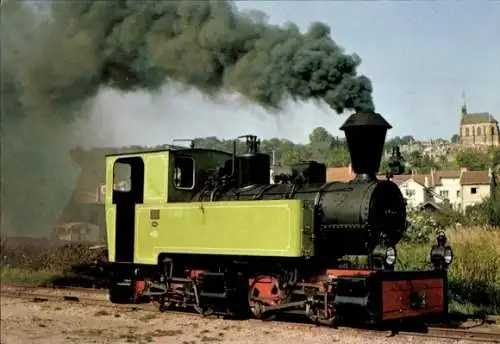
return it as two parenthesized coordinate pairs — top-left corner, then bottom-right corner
(340, 112), (392, 131)
(340, 112), (392, 181)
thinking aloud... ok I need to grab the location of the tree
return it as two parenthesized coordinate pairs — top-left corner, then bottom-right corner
(127, 129), (500, 172)
(406, 151), (439, 173)
(308, 127), (333, 145)
(455, 149), (490, 170)
(490, 147), (500, 169)
(451, 134), (460, 143)
(385, 136), (415, 151)
(325, 148), (350, 167)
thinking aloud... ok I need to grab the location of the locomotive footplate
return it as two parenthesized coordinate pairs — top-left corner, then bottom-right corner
(333, 270), (447, 325)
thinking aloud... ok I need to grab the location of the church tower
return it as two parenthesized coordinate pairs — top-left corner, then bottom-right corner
(459, 92), (500, 147)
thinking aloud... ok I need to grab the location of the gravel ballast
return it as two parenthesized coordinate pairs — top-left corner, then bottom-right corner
(0, 296), (488, 344)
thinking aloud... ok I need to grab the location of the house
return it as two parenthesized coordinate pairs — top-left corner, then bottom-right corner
(312, 158), (500, 214)
(430, 170), (462, 210)
(390, 174), (431, 210)
(327, 166), (436, 209)
(390, 169), (496, 212)
(460, 170), (495, 211)
(326, 166), (433, 209)
(327, 162), (498, 213)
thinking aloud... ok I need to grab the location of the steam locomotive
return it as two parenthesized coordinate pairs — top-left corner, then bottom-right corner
(105, 111), (453, 327)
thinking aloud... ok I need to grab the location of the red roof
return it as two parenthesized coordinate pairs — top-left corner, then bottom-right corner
(326, 165), (354, 182)
(460, 171), (491, 185)
(327, 166), (497, 187)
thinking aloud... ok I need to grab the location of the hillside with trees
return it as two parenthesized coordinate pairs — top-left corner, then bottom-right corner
(188, 127), (500, 173)
(76, 126), (500, 176)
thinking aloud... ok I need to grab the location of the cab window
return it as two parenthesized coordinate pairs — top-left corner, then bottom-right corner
(113, 162), (131, 192)
(173, 156), (195, 189)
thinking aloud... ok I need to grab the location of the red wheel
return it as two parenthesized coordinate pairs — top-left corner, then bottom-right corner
(248, 275), (282, 320)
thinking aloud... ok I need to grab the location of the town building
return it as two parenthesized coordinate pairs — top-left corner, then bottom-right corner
(459, 103), (500, 147)
(326, 164), (497, 213)
(459, 170), (494, 210)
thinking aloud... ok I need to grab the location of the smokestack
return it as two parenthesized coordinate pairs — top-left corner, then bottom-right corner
(340, 112), (392, 182)
(425, 176), (429, 188)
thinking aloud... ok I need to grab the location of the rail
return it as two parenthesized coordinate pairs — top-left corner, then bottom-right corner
(1, 284), (499, 343)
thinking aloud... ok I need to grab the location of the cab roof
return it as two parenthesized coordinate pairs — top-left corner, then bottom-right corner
(104, 146), (232, 158)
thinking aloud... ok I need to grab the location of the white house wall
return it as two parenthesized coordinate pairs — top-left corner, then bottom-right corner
(461, 184), (490, 211)
(399, 179), (426, 209)
(397, 178), (491, 213)
(433, 177), (462, 210)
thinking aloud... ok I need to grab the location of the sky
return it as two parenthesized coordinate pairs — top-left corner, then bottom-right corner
(80, 1), (500, 146)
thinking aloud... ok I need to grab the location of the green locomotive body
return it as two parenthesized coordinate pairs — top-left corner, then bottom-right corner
(133, 200), (312, 260)
(105, 151), (314, 263)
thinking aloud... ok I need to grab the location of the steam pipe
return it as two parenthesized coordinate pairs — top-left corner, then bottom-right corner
(229, 141), (236, 180)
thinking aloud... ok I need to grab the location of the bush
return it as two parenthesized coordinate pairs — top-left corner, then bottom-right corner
(0, 267), (60, 286)
(465, 195), (500, 227)
(404, 209), (466, 244)
(0, 240), (108, 288)
(404, 211), (442, 244)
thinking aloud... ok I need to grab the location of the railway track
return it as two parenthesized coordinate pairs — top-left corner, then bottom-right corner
(2, 284), (500, 343)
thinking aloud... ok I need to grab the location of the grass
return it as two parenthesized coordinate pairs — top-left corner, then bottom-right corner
(0, 267), (61, 286)
(397, 226), (500, 315)
(0, 242), (109, 288)
(1, 226), (499, 315)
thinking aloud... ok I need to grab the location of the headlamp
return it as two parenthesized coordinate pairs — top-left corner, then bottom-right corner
(385, 246), (397, 266)
(430, 232), (453, 270)
(443, 246), (453, 265)
(372, 245), (397, 269)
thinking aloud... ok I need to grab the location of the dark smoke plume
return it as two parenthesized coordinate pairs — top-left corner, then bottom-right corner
(1, 0), (374, 237)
